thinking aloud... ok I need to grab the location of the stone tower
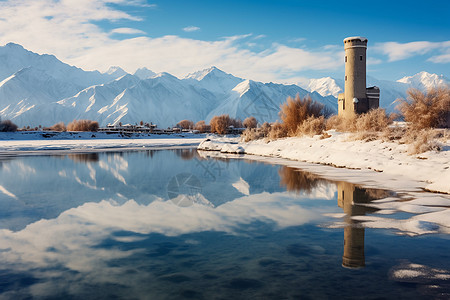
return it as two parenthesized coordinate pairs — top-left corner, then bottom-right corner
(338, 36), (379, 118)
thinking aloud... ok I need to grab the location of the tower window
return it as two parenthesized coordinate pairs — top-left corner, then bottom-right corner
(360, 55), (363, 61)
(345, 75), (347, 81)
(345, 56), (347, 62)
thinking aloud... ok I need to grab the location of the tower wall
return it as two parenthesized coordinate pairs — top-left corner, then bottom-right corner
(343, 37), (367, 118)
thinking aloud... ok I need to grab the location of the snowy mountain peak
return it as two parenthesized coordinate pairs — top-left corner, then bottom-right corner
(106, 66), (128, 78)
(397, 71), (449, 91)
(154, 72), (179, 80)
(185, 66), (232, 81)
(233, 79), (253, 96)
(304, 77), (343, 98)
(0, 43), (112, 88)
(185, 66), (243, 95)
(134, 67), (156, 80)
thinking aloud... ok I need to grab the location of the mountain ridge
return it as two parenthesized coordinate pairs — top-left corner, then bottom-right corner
(0, 43), (447, 128)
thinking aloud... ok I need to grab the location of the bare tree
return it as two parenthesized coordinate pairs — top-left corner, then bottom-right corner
(177, 120), (194, 129)
(0, 120), (18, 132)
(243, 116), (258, 129)
(194, 120), (210, 133)
(210, 115), (231, 134)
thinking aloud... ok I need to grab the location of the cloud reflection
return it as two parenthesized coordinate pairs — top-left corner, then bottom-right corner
(0, 190), (329, 297)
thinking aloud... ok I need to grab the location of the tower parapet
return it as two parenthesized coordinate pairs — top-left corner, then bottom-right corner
(338, 37), (379, 118)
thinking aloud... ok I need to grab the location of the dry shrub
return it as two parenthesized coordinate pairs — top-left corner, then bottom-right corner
(240, 95), (329, 141)
(243, 116), (258, 129)
(268, 122), (288, 140)
(0, 119), (18, 132)
(44, 122), (66, 132)
(355, 108), (391, 132)
(260, 122), (271, 136)
(240, 121), (280, 142)
(230, 118), (243, 129)
(326, 115), (356, 132)
(279, 94), (324, 136)
(326, 108), (392, 135)
(67, 119), (99, 132)
(296, 115), (326, 136)
(325, 115), (341, 131)
(396, 87), (450, 129)
(177, 119), (194, 129)
(241, 128), (265, 142)
(380, 126), (405, 142)
(403, 128), (442, 154)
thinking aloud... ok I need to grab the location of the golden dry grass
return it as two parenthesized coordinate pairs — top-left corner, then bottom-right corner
(67, 119), (99, 132)
(268, 121), (288, 140)
(241, 95), (328, 141)
(45, 122), (66, 132)
(241, 128), (264, 142)
(296, 115), (326, 136)
(326, 108), (392, 133)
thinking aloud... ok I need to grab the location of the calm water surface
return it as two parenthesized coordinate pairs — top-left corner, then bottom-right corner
(0, 149), (448, 299)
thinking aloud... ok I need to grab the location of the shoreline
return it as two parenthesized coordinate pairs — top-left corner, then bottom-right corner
(0, 131), (205, 154)
(197, 131), (450, 195)
(2, 132), (449, 235)
(2, 131), (449, 195)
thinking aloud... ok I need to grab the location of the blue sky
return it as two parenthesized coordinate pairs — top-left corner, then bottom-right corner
(0, 0), (449, 83)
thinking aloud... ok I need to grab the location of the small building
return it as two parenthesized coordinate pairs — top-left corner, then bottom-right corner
(338, 37), (380, 118)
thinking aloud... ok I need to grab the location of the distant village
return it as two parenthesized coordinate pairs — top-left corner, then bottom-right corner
(99, 122), (245, 135)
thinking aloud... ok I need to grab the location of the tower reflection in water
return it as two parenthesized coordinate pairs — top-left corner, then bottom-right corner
(278, 166), (391, 269)
(338, 182), (389, 269)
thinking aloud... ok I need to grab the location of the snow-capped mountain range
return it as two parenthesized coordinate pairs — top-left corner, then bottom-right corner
(304, 72), (449, 111)
(0, 43), (448, 128)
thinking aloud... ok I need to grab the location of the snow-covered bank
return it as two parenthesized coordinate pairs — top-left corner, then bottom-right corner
(0, 131), (205, 152)
(198, 131), (450, 194)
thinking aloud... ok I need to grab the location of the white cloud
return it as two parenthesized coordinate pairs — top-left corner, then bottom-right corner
(110, 27), (146, 35)
(374, 41), (450, 62)
(289, 37), (306, 43)
(428, 53), (450, 64)
(253, 34), (266, 40)
(126, 1), (157, 8)
(182, 26), (200, 32)
(0, 0), (342, 83)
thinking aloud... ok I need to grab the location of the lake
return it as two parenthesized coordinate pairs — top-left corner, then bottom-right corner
(0, 149), (448, 299)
